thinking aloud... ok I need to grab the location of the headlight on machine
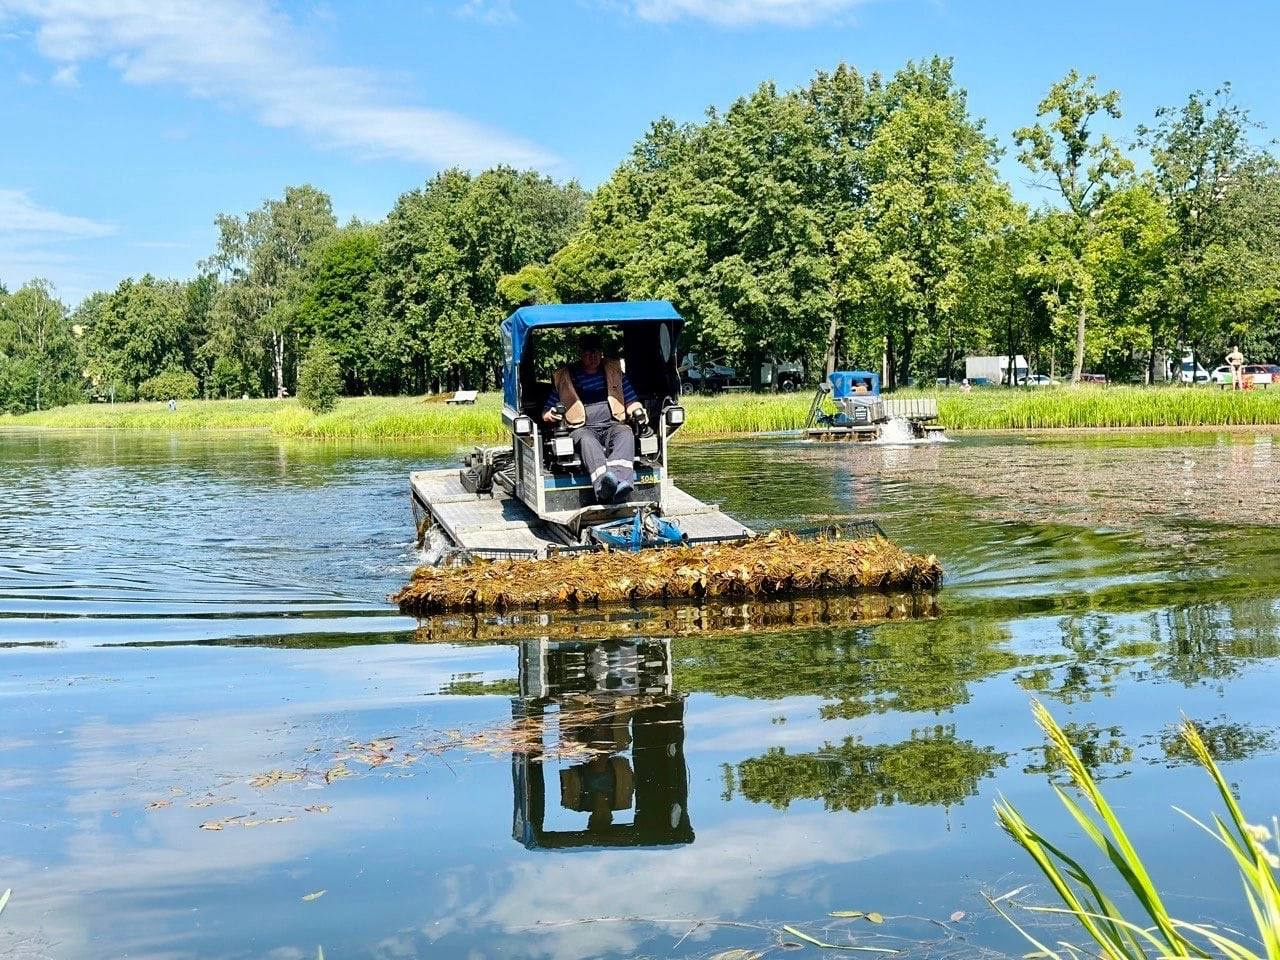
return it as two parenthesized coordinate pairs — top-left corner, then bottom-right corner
(552, 436), (575, 458)
(639, 434), (659, 456)
(513, 415), (533, 436)
(664, 406), (686, 427)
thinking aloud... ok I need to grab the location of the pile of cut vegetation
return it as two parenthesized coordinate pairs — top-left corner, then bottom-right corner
(393, 530), (942, 615)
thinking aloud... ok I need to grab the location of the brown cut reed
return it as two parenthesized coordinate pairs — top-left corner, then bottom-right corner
(393, 531), (943, 615)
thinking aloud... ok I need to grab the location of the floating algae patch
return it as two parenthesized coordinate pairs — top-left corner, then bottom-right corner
(393, 531), (942, 615)
(412, 592), (940, 645)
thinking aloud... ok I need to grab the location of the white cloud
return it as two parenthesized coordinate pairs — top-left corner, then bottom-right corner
(458, 0), (518, 23)
(50, 61), (77, 86)
(0, 189), (114, 238)
(0, 190), (115, 299)
(0, 0), (554, 169)
(630, 0), (867, 26)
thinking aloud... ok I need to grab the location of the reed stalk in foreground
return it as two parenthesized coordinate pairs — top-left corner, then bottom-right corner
(994, 700), (1280, 959)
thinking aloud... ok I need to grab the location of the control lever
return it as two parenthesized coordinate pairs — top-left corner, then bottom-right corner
(629, 406), (654, 437)
(552, 403), (571, 436)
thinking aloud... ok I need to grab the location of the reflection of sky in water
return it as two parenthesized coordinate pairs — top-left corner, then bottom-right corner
(0, 430), (1279, 958)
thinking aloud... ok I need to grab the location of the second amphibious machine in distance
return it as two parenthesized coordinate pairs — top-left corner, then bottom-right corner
(410, 301), (758, 561)
(804, 370), (945, 442)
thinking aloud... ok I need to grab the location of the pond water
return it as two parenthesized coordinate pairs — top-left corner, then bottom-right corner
(2, 427), (1279, 959)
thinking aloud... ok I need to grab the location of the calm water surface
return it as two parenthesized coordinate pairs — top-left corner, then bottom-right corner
(1, 427), (1279, 959)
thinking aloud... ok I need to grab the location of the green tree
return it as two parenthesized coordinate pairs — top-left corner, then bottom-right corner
(1084, 182), (1175, 381)
(289, 223), (386, 394)
(296, 339), (342, 413)
(1015, 71), (1133, 382)
(839, 58), (1015, 387)
(206, 185), (337, 398)
(0, 279), (82, 413)
(380, 167), (586, 391)
(82, 275), (190, 396)
(1139, 86), (1280, 369)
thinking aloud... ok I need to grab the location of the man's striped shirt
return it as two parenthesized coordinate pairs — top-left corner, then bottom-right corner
(544, 366), (638, 411)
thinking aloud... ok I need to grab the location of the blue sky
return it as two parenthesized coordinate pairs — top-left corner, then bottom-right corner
(1, 0), (1277, 305)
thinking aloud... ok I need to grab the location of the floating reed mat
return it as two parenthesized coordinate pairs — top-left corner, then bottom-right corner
(393, 531), (943, 615)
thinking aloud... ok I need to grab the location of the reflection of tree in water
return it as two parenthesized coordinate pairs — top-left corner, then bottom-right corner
(1022, 723), (1133, 782)
(439, 674), (519, 696)
(1158, 717), (1277, 766)
(1014, 614), (1150, 704)
(676, 618), (1021, 719)
(724, 724), (1005, 813)
(1152, 600), (1280, 687)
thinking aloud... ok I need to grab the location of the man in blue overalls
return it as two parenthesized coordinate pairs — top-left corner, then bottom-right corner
(542, 333), (647, 503)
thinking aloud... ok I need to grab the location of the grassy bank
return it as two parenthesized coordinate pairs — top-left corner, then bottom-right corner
(934, 384), (1280, 429)
(4, 386), (1280, 439)
(0, 392), (814, 441)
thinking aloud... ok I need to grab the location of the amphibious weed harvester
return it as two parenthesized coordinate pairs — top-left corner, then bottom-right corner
(410, 301), (771, 562)
(804, 370), (946, 441)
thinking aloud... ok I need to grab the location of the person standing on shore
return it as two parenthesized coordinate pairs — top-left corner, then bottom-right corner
(1226, 345), (1245, 390)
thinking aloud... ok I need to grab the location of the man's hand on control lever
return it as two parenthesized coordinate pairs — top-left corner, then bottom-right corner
(543, 403), (566, 425)
(629, 406), (652, 435)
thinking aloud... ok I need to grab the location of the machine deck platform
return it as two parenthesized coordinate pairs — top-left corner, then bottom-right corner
(410, 469), (753, 560)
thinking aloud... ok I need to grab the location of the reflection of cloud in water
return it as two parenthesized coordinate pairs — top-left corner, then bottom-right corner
(378, 811), (931, 960)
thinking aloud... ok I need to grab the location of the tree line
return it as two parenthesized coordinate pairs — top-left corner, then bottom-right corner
(4, 58), (1280, 413)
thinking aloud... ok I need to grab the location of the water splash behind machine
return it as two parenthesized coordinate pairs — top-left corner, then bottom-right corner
(804, 370), (946, 442)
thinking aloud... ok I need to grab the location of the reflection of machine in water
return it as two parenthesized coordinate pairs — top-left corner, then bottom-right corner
(512, 638), (693, 851)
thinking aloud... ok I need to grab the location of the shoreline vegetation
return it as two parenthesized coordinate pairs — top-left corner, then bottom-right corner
(5, 386), (1280, 440)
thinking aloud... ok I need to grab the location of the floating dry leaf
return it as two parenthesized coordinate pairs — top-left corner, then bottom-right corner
(249, 770), (304, 789)
(394, 532), (942, 614)
(866, 912), (885, 924)
(710, 950), (761, 960)
(199, 816), (246, 831)
(830, 911), (865, 918)
(342, 739), (396, 766)
(301, 890), (326, 902)
(243, 816), (295, 828)
(324, 764), (352, 784)
(305, 804), (331, 814)
(188, 794), (234, 809)
(949, 910), (965, 922)
(146, 799), (171, 811)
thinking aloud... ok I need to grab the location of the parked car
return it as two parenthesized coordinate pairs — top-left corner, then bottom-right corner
(1244, 364), (1277, 388)
(1017, 374), (1060, 387)
(1079, 373), (1108, 385)
(1210, 364), (1234, 387)
(679, 353), (735, 393)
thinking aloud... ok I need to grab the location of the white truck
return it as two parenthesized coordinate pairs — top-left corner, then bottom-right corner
(965, 355), (1027, 386)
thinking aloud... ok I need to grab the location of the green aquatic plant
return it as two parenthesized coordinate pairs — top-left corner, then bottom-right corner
(995, 700), (1280, 959)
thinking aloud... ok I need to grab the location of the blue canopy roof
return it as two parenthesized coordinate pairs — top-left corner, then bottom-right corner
(503, 300), (681, 339)
(501, 301), (684, 409)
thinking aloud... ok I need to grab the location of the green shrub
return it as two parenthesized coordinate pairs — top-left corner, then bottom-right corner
(138, 367), (199, 401)
(297, 340), (342, 414)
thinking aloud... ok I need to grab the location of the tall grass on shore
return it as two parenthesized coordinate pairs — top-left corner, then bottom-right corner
(994, 700), (1280, 960)
(0, 392), (814, 440)
(936, 384), (1280, 430)
(5, 386), (1280, 439)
